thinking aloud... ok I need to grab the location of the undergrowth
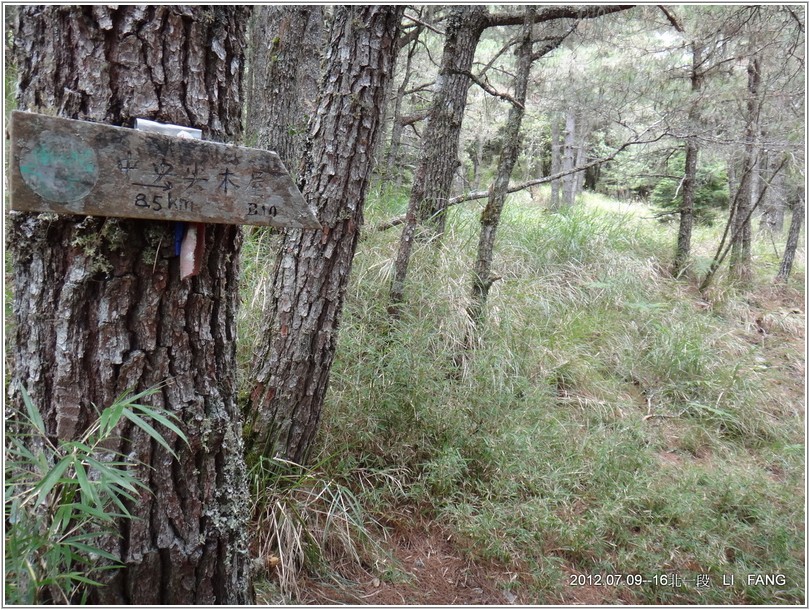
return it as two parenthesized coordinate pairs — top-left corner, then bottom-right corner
(238, 183), (805, 604)
(4, 385), (187, 604)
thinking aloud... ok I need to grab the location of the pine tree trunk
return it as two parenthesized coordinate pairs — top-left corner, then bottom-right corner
(673, 40), (704, 277)
(562, 109), (577, 206)
(776, 197), (804, 282)
(10, 6), (251, 604)
(246, 6), (403, 465)
(467, 8), (535, 331)
(245, 5), (323, 170)
(573, 113), (588, 196)
(550, 114), (562, 209)
(730, 55), (761, 285)
(389, 7), (489, 307)
(386, 38), (418, 180)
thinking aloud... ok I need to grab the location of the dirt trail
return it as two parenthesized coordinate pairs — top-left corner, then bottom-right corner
(299, 525), (532, 605)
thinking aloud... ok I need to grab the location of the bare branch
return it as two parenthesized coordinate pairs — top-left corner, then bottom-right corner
(699, 156), (789, 292)
(399, 110), (429, 127)
(486, 5), (634, 28)
(786, 6), (805, 32)
(474, 34), (521, 80)
(447, 125), (670, 206)
(377, 124), (672, 231)
(657, 5), (684, 33)
(404, 82), (435, 95)
(531, 24), (577, 61)
(403, 10), (445, 37)
(453, 68), (524, 109)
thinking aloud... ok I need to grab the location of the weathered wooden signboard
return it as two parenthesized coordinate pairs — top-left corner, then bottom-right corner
(9, 111), (320, 229)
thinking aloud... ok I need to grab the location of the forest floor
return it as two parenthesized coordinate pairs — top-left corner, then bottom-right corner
(296, 277), (805, 606)
(244, 187), (805, 606)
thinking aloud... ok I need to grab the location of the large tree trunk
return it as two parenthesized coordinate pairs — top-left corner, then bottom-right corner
(467, 7), (535, 331)
(776, 196), (804, 282)
(245, 5), (323, 171)
(729, 54), (761, 285)
(10, 6), (251, 604)
(389, 7), (489, 307)
(246, 6), (403, 465)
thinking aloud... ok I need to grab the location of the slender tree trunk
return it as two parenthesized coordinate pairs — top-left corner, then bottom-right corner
(467, 8), (535, 332)
(573, 112), (588, 196)
(562, 109), (577, 206)
(389, 7), (489, 308)
(776, 197), (804, 282)
(245, 5), (323, 171)
(759, 149), (786, 234)
(386, 37), (418, 181)
(471, 133), (483, 189)
(673, 40), (705, 277)
(729, 55), (761, 285)
(550, 114), (562, 209)
(246, 6), (403, 465)
(11, 6), (250, 604)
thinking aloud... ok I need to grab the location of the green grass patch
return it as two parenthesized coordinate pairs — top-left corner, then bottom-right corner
(238, 184), (804, 604)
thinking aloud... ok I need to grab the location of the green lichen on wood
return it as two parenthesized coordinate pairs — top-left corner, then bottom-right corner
(70, 217), (128, 274)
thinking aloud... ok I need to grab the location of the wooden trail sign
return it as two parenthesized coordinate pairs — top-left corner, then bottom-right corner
(9, 111), (320, 229)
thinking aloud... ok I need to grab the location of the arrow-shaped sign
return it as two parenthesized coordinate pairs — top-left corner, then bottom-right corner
(9, 111), (320, 229)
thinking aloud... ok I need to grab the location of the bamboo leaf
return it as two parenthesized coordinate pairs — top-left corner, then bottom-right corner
(99, 400), (126, 438)
(123, 410), (178, 458)
(73, 459), (100, 509)
(20, 386), (45, 434)
(113, 383), (165, 407)
(63, 539), (120, 562)
(128, 403), (188, 446)
(33, 458), (72, 506)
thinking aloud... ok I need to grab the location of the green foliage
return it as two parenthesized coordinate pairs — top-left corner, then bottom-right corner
(652, 151), (729, 225)
(4, 385), (187, 604)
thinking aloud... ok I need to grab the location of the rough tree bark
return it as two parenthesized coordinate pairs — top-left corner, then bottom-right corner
(10, 6), (251, 604)
(466, 7), (536, 331)
(673, 39), (705, 277)
(245, 5), (323, 170)
(246, 6), (403, 465)
(775, 196), (804, 282)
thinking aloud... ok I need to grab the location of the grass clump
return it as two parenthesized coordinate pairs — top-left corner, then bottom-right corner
(248, 456), (389, 603)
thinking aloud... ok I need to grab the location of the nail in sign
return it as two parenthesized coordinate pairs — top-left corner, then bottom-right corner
(9, 111), (320, 229)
